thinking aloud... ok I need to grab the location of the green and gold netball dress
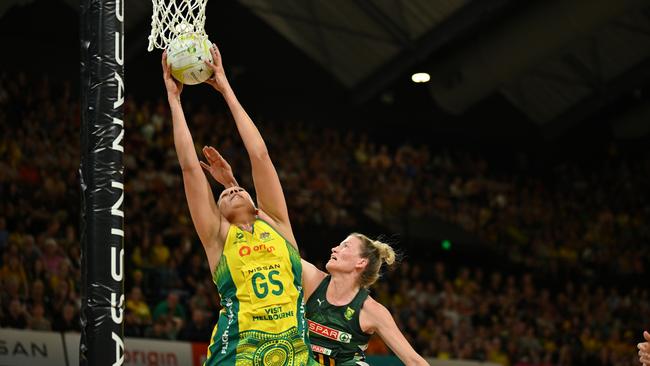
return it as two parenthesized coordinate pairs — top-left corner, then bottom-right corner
(205, 219), (317, 366)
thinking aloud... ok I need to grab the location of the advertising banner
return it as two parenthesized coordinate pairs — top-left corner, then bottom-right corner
(66, 332), (193, 366)
(0, 330), (505, 366)
(191, 342), (208, 366)
(0, 328), (66, 366)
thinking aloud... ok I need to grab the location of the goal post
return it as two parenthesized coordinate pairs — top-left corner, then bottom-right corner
(79, 0), (125, 364)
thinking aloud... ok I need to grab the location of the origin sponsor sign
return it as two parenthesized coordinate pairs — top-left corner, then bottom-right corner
(65, 332), (194, 366)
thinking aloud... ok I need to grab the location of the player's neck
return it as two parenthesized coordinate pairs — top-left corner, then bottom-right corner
(326, 273), (360, 306)
(230, 212), (257, 232)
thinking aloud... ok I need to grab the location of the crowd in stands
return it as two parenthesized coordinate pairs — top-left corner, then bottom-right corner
(376, 262), (647, 366)
(1, 73), (647, 366)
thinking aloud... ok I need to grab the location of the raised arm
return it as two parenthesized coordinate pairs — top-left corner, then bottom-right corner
(203, 44), (295, 246)
(300, 259), (328, 301)
(163, 52), (223, 262)
(361, 297), (429, 366)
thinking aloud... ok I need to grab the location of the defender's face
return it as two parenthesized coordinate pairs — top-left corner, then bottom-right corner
(326, 235), (366, 273)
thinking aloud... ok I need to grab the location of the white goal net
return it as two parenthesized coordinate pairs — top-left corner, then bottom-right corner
(148, 0), (208, 51)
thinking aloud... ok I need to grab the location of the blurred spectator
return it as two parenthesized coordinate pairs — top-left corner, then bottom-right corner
(26, 279), (51, 315)
(152, 292), (187, 324)
(2, 299), (28, 329)
(124, 311), (145, 338)
(145, 317), (174, 340)
(28, 303), (52, 331)
(49, 259), (74, 293)
(154, 256), (183, 295)
(52, 302), (80, 332)
(187, 283), (211, 313)
(30, 258), (49, 285)
(42, 238), (65, 277)
(1, 277), (24, 313)
(178, 309), (213, 342)
(20, 234), (42, 270)
(150, 233), (170, 267)
(0, 254), (28, 298)
(180, 253), (205, 293)
(126, 286), (152, 327)
(51, 280), (76, 317)
(0, 217), (8, 252)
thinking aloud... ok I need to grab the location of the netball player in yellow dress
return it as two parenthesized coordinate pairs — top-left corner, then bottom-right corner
(162, 42), (317, 366)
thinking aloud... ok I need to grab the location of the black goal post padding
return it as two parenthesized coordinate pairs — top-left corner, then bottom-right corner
(80, 0), (125, 364)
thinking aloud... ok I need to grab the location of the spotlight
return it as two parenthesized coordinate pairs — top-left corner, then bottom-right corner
(411, 72), (430, 83)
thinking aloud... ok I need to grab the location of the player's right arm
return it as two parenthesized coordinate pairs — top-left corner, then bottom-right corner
(163, 52), (224, 268)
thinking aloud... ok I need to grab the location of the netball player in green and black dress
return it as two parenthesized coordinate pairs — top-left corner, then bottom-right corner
(301, 234), (428, 366)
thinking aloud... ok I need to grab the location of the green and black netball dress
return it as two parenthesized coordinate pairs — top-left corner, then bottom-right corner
(305, 276), (372, 366)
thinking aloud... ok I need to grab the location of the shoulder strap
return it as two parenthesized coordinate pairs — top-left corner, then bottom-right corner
(350, 287), (370, 310)
(346, 287), (371, 336)
(313, 274), (331, 299)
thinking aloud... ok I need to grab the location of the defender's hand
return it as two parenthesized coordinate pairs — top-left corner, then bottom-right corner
(200, 146), (238, 188)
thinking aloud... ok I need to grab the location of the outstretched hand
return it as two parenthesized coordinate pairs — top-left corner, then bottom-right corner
(162, 51), (183, 101)
(200, 146), (238, 188)
(203, 43), (231, 94)
(639, 331), (650, 365)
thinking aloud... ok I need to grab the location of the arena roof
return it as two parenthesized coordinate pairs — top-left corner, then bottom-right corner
(237, 0), (650, 138)
(2, 0), (649, 140)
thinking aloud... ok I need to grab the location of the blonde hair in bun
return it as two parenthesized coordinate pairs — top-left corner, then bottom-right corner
(351, 233), (399, 288)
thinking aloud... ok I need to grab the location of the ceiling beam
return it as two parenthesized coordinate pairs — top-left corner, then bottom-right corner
(428, 0), (647, 116)
(543, 56), (650, 140)
(243, 4), (398, 45)
(352, 0), (411, 47)
(562, 53), (602, 90)
(306, 0), (334, 71)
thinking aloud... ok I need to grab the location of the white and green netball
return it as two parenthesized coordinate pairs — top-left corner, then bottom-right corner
(166, 32), (213, 85)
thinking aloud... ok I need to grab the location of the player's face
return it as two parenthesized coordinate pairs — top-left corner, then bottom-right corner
(326, 235), (366, 273)
(218, 186), (255, 218)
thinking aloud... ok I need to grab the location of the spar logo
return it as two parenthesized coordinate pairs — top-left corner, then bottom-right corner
(308, 320), (352, 343)
(239, 243), (276, 257)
